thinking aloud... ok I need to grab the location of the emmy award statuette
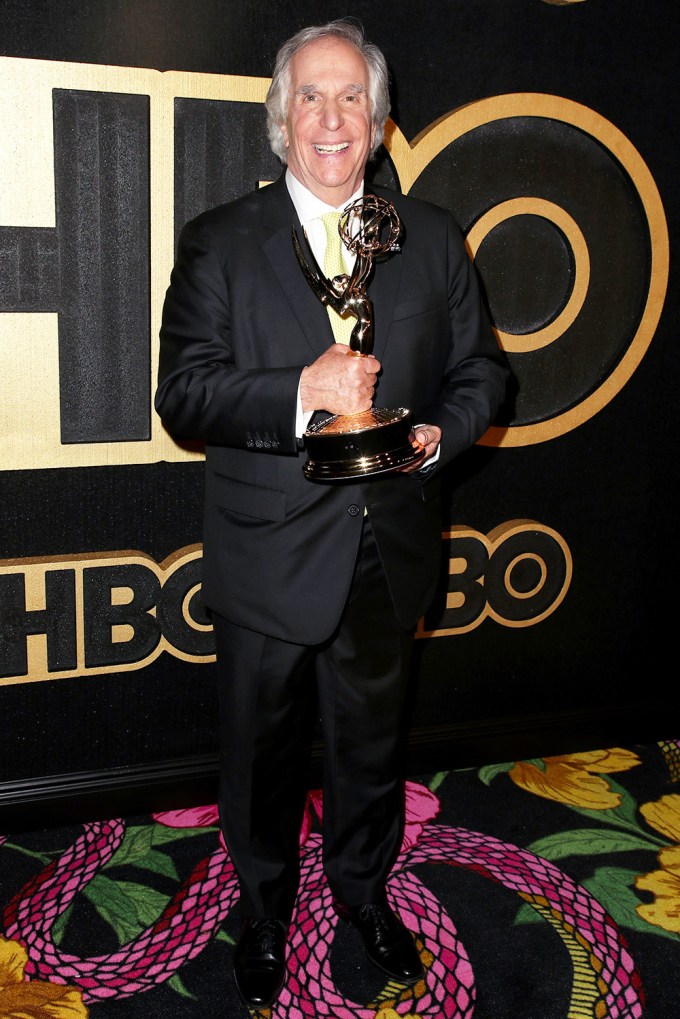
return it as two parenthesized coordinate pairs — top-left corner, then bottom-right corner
(292, 194), (426, 481)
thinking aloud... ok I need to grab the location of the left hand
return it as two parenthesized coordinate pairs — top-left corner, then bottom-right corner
(399, 424), (442, 473)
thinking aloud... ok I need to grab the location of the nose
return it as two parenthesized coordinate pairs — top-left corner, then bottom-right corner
(320, 98), (343, 131)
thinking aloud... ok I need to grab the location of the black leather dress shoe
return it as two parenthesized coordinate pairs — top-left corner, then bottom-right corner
(338, 902), (423, 984)
(233, 917), (287, 1009)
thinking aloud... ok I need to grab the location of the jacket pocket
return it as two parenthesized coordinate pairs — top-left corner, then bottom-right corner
(391, 293), (442, 322)
(213, 472), (287, 521)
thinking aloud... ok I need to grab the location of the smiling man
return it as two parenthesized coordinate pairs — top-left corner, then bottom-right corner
(281, 34), (375, 204)
(156, 19), (509, 1013)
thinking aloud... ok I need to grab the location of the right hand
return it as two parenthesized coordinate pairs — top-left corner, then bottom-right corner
(300, 344), (381, 416)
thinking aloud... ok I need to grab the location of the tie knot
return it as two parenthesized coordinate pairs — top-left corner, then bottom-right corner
(320, 210), (343, 241)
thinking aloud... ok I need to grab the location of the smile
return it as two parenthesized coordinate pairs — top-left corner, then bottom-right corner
(314, 142), (349, 153)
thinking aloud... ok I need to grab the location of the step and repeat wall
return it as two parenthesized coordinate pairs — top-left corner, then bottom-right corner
(0, 0), (675, 812)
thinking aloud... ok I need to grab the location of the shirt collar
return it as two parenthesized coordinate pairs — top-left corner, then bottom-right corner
(285, 169), (364, 226)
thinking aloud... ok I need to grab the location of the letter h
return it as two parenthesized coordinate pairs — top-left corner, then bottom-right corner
(0, 569), (77, 678)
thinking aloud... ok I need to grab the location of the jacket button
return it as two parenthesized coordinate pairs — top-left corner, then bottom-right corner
(347, 504), (361, 516)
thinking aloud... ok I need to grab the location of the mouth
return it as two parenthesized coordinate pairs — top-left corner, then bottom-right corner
(313, 142), (350, 154)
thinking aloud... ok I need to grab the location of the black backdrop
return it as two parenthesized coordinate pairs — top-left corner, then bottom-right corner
(1, 0), (677, 827)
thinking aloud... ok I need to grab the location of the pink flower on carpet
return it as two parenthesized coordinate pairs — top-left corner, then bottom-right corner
(299, 781), (440, 851)
(401, 781), (441, 850)
(152, 805), (226, 850)
(300, 789), (324, 845)
(152, 780), (441, 858)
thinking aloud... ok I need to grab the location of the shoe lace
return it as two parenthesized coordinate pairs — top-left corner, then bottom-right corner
(250, 918), (282, 952)
(358, 903), (393, 936)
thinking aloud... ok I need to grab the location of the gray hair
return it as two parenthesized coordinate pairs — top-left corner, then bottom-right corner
(265, 19), (390, 163)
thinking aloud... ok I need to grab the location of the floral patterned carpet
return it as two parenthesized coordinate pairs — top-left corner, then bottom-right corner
(2, 741), (680, 1019)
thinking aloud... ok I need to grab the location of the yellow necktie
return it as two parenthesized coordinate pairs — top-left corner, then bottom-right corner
(320, 211), (354, 345)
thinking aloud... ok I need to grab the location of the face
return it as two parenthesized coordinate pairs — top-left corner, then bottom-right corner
(280, 36), (376, 206)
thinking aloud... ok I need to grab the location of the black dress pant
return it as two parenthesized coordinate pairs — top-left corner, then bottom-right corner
(213, 517), (414, 921)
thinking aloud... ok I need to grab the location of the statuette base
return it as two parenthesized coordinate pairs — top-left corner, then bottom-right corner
(303, 407), (425, 480)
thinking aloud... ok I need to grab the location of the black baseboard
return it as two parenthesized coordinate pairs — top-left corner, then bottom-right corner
(0, 704), (668, 833)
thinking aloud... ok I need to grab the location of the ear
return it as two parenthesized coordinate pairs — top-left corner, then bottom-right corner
(280, 123), (290, 148)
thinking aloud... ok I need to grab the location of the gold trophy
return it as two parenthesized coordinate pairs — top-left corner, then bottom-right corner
(292, 194), (426, 481)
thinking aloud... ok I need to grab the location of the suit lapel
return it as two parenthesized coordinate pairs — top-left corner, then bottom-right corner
(367, 243), (403, 364)
(260, 177), (336, 359)
(360, 185), (404, 364)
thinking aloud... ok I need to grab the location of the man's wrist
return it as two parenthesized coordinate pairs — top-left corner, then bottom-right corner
(296, 371), (314, 437)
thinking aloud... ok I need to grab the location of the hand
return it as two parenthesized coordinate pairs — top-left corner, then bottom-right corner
(300, 344), (380, 416)
(399, 424), (442, 473)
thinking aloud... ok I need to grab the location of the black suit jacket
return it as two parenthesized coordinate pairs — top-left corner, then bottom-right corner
(156, 175), (509, 643)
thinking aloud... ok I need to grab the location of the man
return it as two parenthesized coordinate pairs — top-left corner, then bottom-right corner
(156, 19), (508, 1011)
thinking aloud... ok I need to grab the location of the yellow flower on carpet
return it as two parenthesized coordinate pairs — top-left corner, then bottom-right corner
(375, 1009), (421, 1019)
(635, 842), (680, 934)
(508, 747), (641, 809)
(0, 936), (88, 1017)
(639, 793), (680, 843)
(634, 794), (680, 934)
